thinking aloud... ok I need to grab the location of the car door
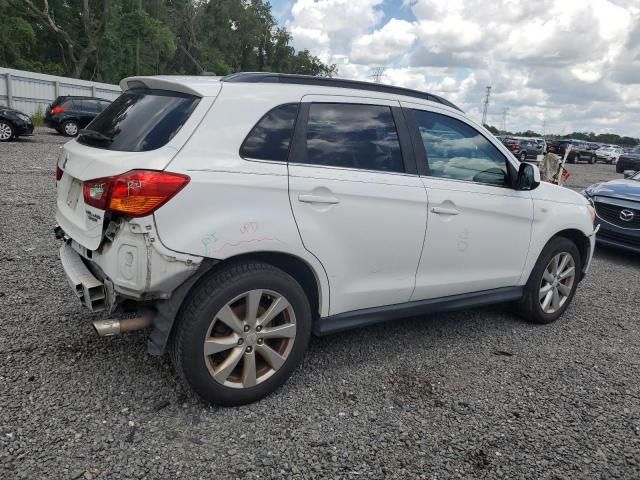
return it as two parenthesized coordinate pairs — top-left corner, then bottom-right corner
(401, 102), (534, 300)
(287, 96), (428, 315)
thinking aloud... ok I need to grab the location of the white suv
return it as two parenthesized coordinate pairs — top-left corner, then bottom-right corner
(55, 73), (597, 405)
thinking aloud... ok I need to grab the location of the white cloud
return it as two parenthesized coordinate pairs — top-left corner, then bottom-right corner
(351, 19), (417, 64)
(286, 0), (640, 136)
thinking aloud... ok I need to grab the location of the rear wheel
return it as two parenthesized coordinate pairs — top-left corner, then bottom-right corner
(62, 120), (79, 136)
(589, 154), (596, 164)
(520, 151), (527, 162)
(0, 121), (14, 141)
(170, 261), (312, 406)
(516, 237), (581, 324)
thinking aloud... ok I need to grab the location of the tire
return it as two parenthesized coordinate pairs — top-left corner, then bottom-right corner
(589, 154), (596, 164)
(515, 237), (582, 324)
(567, 154), (575, 164)
(61, 120), (79, 136)
(520, 151), (527, 162)
(0, 120), (14, 142)
(170, 261), (312, 406)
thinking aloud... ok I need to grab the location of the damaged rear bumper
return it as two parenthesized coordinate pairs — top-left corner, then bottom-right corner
(60, 243), (107, 312)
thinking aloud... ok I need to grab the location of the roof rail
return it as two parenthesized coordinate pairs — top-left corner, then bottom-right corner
(221, 72), (463, 112)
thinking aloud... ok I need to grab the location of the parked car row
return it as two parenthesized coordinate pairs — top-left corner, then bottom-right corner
(0, 95), (111, 142)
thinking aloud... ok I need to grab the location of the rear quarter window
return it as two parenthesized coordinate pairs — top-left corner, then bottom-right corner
(78, 89), (200, 152)
(240, 104), (299, 161)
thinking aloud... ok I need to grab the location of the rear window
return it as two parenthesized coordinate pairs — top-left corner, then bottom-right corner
(78, 89), (200, 152)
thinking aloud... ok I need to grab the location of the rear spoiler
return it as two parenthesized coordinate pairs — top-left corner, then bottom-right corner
(119, 76), (222, 97)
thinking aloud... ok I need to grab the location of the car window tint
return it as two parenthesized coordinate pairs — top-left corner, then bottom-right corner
(240, 104), (299, 161)
(412, 109), (508, 187)
(84, 100), (99, 113)
(77, 89), (199, 152)
(304, 103), (404, 173)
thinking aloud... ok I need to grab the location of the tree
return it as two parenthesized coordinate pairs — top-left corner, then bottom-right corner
(1, 0), (336, 82)
(20, 0), (109, 78)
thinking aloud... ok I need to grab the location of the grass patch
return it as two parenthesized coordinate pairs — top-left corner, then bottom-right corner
(31, 105), (45, 127)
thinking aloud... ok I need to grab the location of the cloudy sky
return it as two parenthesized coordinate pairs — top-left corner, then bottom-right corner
(269, 0), (640, 137)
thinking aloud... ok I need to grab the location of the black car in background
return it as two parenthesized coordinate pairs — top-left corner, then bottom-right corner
(616, 146), (640, 173)
(547, 139), (597, 164)
(0, 106), (34, 142)
(44, 96), (111, 136)
(500, 137), (542, 161)
(582, 170), (640, 253)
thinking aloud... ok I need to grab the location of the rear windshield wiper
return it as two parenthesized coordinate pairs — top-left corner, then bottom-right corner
(79, 129), (113, 142)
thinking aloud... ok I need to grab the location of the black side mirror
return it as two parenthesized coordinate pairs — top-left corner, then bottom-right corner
(516, 162), (540, 190)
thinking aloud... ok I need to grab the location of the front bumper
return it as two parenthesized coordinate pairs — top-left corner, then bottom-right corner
(595, 220), (640, 253)
(15, 121), (34, 136)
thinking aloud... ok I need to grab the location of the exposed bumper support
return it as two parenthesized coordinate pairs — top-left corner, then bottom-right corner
(59, 243), (106, 312)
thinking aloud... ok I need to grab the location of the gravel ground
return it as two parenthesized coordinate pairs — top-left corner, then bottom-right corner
(1, 130), (639, 479)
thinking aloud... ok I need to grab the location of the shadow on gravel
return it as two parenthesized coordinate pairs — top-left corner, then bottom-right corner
(594, 245), (640, 267)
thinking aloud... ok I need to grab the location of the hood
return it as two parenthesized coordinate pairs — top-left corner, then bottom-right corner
(0, 107), (27, 116)
(586, 179), (640, 202)
(532, 181), (590, 206)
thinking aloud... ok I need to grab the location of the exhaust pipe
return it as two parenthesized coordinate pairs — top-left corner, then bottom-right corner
(93, 310), (154, 337)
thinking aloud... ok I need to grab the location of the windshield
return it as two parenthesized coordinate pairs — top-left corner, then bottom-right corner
(78, 89), (200, 152)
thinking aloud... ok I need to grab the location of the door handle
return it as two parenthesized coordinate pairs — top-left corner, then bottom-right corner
(431, 206), (459, 215)
(298, 194), (340, 205)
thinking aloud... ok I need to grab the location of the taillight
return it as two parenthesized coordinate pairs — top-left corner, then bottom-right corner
(83, 177), (111, 210)
(82, 170), (189, 217)
(51, 106), (65, 115)
(56, 165), (63, 181)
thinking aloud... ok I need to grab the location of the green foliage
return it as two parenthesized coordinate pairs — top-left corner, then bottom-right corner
(31, 105), (45, 127)
(0, 0), (335, 82)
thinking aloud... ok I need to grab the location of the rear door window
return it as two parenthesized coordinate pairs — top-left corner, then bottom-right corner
(240, 103), (299, 161)
(302, 103), (404, 173)
(77, 89), (200, 152)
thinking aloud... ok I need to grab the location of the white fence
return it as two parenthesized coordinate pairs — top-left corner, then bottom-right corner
(0, 67), (121, 116)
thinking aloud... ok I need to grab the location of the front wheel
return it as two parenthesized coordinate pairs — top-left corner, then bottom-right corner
(0, 121), (14, 142)
(170, 261), (312, 406)
(516, 237), (581, 324)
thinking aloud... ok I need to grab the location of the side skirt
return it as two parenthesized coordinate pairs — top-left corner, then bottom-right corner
(313, 286), (523, 336)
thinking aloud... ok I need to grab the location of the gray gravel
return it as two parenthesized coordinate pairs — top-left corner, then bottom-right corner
(1, 130), (640, 479)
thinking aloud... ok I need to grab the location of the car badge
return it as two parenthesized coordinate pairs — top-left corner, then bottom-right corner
(619, 209), (634, 222)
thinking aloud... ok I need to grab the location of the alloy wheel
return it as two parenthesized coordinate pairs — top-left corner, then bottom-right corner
(64, 122), (78, 136)
(203, 289), (297, 389)
(0, 122), (12, 141)
(539, 252), (576, 314)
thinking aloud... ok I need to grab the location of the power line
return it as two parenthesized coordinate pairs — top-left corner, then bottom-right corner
(369, 67), (386, 84)
(481, 86), (491, 125)
(501, 108), (509, 133)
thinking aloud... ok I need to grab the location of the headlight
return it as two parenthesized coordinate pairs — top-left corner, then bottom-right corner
(16, 113), (31, 122)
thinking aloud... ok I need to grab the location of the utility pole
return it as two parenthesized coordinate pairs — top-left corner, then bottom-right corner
(481, 86), (491, 125)
(370, 67), (386, 83)
(501, 108), (509, 133)
(136, 0), (142, 75)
